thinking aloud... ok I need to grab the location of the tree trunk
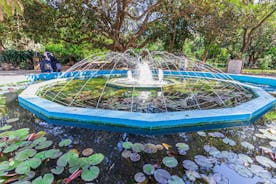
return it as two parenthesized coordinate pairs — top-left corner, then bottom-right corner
(202, 48), (208, 62)
(0, 40), (4, 53)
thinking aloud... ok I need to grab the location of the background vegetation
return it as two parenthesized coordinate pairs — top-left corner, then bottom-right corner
(0, 0), (275, 70)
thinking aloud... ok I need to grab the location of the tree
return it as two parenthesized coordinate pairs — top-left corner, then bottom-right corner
(24, 0), (178, 52)
(0, 0), (24, 52)
(238, 2), (276, 58)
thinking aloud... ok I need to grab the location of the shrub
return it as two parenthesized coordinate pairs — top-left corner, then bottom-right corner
(0, 49), (35, 68)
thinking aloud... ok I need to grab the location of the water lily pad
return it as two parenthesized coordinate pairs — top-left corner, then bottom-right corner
(51, 166), (64, 175)
(130, 152), (140, 162)
(35, 149), (62, 160)
(122, 142), (133, 149)
(208, 132), (225, 138)
(144, 143), (157, 154)
(35, 140), (53, 150)
(154, 169), (171, 184)
(234, 164), (253, 178)
(32, 137), (47, 146)
(58, 139), (72, 147)
(223, 138), (236, 146)
(0, 125), (12, 131)
(176, 143), (190, 155)
(163, 157), (178, 168)
(3, 142), (21, 153)
(194, 155), (213, 169)
(121, 150), (131, 158)
(168, 175), (185, 184)
(16, 162), (30, 175)
(143, 164), (154, 175)
(6, 118), (19, 123)
(256, 156), (276, 168)
(249, 164), (272, 179)
(183, 160), (198, 171)
(82, 148), (93, 156)
(197, 131), (206, 137)
(203, 145), (220, 157)
(186, 170), (201, 181)
(88, 153), (104, 165)
(132, 143), (145, 153)
(241, 141), (254, 150)
(15, 148), (37, 161)
(15, 158), (41, 174)
(238, 154), (253, 164)
(32, 173), (54, 184)
(134, 172), (146, 183)
(81, 166), (100, 182)
(255, 133), (267, 139)
(269, 141), (276, 148)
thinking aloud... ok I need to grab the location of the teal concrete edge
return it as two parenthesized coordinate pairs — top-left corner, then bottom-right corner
(19, 71), (276, 133)
(26, 70), (276, 87)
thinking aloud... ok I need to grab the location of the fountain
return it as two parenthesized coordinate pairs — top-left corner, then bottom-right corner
(18, 50), (276, 133)
(107, 61), (167, 89)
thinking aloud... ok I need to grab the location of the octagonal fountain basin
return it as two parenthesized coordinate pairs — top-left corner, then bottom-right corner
(18, 51), (276, 134)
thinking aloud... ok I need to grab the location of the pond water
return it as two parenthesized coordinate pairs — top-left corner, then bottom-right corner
(1, 88), (275, 183)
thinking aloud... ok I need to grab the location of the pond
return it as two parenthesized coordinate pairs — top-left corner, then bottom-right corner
(0, 86), (275, 183)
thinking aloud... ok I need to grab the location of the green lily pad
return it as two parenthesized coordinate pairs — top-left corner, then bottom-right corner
(32, 137), (47, 146)
(0, 142), (7, 148)
(16, 162), (30, 175)
(223, 138), (236, 146)
(69, 166), (80, 174)
(81, 166), (100, 182)
(57, 152), (70, 167)
(51, 166), (64, 175)
(88, 153), (104, 165)
(162, 157), (178, 168)
(154, 169), (171, 184)
(130, 152), (140, 162)
(144, 143), (157, 154)
(183, 160), (198, 171)
(256, 156), (276, 168)
(176, 143), (189, 151)
(122, 142), (133, 149)
(134, 172), (146, 183)
(35, 140), (53, 150)
(186, 170), (201, 181)
(168, 175), (185, 184)
(121, 150), (131, 158)
(58, 139), (72, 147)
(6, 118), (19, 123)
(143, 164), (154, 175)
(28, 158), (42, 169)
(0, 125), (12, 131)
(176, 143), (190, 155)
(241, 141), (254, 150)
(32, 173), (54, 184)
(3, 142), (21, 153)
(15, 158), (41, 175)
(35, 149), (62, 160)
(132, 143), (145, 153)
(234, 164), (253, 178)
(15, 148), (37, 161)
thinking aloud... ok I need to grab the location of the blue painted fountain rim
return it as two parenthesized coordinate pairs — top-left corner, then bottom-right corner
(19, 71), (276, 129)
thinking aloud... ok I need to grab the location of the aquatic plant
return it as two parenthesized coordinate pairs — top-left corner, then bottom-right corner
(0, 125), (104, 183)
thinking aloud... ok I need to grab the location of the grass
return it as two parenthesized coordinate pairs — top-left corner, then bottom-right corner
(264, 107), (276, 120)
(242, 69), (276, 75)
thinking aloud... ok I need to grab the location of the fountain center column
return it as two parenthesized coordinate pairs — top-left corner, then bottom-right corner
(137, 62), (154, 85)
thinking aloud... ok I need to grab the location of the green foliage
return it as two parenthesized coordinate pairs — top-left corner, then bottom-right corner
(0, 49), (34, 68)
